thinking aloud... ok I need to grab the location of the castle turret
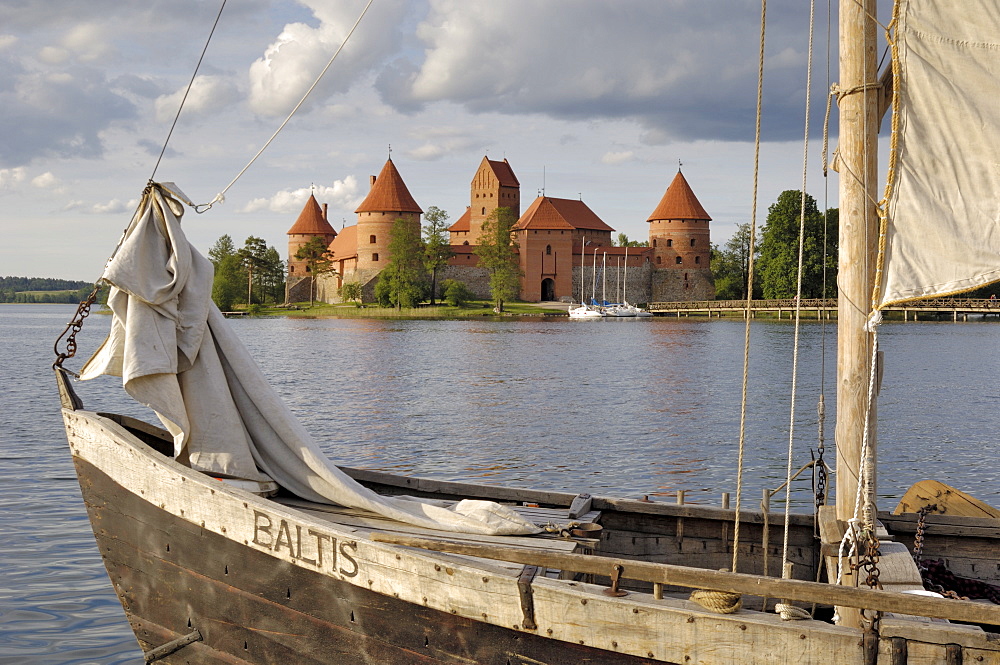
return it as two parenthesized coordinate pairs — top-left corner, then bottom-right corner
(647, 169), (714, 300)
(354, 159), (422, 272)
(286, 194), (337, 278)
(456, 156), (520, 245)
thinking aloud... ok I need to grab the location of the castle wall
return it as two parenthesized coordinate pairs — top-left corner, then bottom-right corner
(651, 267), (715, 302)
(572, 261), (654, 304)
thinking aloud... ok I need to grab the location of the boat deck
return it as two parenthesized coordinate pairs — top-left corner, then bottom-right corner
(273, 496), (603, 577)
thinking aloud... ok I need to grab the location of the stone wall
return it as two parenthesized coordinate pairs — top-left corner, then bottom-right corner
(571, 262), (653, 304)
(651, 268), (715, 302)
(435, 266), (492, 299)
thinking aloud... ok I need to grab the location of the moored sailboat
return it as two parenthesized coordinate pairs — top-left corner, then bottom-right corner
(52, 1), (1000, 663)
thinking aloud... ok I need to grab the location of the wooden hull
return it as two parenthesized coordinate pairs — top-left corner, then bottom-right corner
(61, 405), (1000, 665)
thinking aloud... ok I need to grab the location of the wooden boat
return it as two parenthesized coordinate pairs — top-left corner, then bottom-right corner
(53, 1), (1000, 663)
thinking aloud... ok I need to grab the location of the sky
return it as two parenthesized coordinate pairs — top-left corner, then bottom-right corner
(0, 0), (848, 281)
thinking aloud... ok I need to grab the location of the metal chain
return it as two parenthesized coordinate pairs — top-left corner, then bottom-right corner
(859, 526), (882, 590)
(52, 283), (104, 375)
(912, 504), (937, 563)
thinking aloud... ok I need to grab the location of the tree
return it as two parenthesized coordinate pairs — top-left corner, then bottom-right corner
(212, 254), (244, 311)
(614, 232), (648, 247)
(375, 218), (428, 308)
(237, 236), (269, 305)
(208, 235), (245, 310)
(711, 222), (760, 300)
(758, 191), (838, 299)
(339, 281), (362, 304)
(474, 206), (522, 312)
(294, 236), (336, 307)
(441, 279), (474, 307)
(422, 206), (453, 305)
(258, 247), (286, 304)
(208, 234), (237, 267)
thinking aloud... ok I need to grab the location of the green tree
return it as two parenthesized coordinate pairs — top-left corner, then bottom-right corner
(212, 254), (244, 311)
(375, 218), (428, 308)
(208, 235), (245, 310)
(422, 206), (453, 305)
(712, 222), (760, 300)
(339, 281), (362, 304)
(294, 236), (336, 307)
(758, 191), (838, 299)
(441, 279), (474, 307)
(614, 232), (648, 248)
(208, 234), (237, 267)
(258, 247), (286, 304)
(475, 206), (522, 312)
(237, 236), (269, 305)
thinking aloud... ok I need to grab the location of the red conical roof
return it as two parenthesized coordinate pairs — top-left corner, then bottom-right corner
(354, 159), (423, 214)
(287, 194), (338, 236)
(646, 171), (711, 222)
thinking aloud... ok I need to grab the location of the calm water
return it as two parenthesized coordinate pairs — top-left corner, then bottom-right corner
(3, 304), (999, 663)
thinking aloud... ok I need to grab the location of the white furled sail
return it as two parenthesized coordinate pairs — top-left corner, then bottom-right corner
(80, 183), (540, 537)
(878, 0), (1000, 308)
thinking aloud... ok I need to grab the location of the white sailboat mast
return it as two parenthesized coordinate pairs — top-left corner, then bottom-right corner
(835, 0), (880, 522)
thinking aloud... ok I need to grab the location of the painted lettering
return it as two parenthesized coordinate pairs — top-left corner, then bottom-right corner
(295, 525), (317, 565)
(339, 541), (359, 577)
(252, 510), (273, 547)
(308, 529), (331, 568)
(274, 519), (294, 556)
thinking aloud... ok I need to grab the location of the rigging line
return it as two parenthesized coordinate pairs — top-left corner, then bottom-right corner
(732, 0), (767, 575)
(197, 0), (375, 212)
(782, 0), (817, 575)
(150, 0), (228, 183)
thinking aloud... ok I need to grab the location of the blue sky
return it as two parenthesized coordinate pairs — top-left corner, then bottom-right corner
(0, 0), (845, 280)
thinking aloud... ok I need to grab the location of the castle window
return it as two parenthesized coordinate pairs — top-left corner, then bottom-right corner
(370, 235), (376, 244)
(695, 256), (701, 264)
(546, 245), (552, 255)
(656, 256), (661, 265)
(463, 241), (469, 245)
(653, 239), (658, 247)
(676, 256), (682, 265)
(690, 239), (696, 247)
(685, 273), (689, 280)
(372, 253), (379, 262)
(290, 265), (295, 273)
(482, 207), (485, 215)
(667, 239), (673, 247)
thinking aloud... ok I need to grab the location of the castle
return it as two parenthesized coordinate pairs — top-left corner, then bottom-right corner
(285, 157), (714, 304)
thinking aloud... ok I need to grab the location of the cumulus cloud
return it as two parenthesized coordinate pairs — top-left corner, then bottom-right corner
(31, 171), (60, 189)
(602, 151), (635, 165)
(63, 197), (140, 214)
(154, 75), (241, 123)
(0, 167), (27, 190)
(374, 0), (821, 142)
(240, 176), (361, 214)
(247, 0), (410, 117)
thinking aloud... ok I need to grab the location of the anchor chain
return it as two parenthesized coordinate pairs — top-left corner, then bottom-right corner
(52, 283), (104, 375)
(912, 503), (937, 563)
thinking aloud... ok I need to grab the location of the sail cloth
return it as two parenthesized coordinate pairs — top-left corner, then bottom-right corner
(878, 0), (1000, 308)
(80, 183), (540, 536)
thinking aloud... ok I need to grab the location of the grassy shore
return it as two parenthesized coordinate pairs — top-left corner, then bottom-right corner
(245, 300), (568, 319)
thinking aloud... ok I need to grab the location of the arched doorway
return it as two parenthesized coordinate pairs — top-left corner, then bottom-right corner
(541, 278), (555, 301)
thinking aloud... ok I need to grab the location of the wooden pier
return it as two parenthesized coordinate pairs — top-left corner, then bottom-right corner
(647, 297), (1000, 321)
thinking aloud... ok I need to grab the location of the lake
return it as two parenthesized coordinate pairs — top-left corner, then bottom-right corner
(3, 304), (999, 663)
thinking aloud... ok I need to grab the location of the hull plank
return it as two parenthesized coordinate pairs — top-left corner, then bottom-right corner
(75, 456), (663, 665)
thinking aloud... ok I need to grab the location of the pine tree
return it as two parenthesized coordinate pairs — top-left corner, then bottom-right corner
(294, 237), (336, 307)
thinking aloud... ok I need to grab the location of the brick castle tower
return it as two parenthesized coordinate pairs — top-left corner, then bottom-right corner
(647, 169), (715, 301)
(354, 158), (423, 273)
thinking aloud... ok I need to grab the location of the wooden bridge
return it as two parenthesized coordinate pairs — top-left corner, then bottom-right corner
(646, 297), (1000, 321)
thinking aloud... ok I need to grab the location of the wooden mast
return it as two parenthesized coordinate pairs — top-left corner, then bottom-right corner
(835, 0), (880, 522)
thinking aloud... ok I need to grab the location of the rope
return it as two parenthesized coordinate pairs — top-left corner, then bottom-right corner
(732, 0), (767, 576)
(150, 0), (228, 183)
(195, 0), (375, 212)
(781, 0), (817, 579)
(689, 590), (743, 614)
(775, 603), (812, 620)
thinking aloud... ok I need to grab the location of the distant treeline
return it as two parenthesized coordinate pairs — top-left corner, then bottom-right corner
(0, 276), (109, 304)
